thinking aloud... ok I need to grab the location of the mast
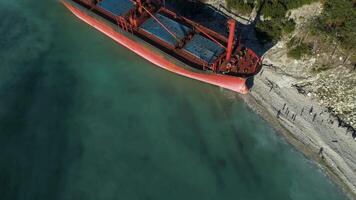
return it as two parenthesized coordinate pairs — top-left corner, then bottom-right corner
(226, 19), (236, 61)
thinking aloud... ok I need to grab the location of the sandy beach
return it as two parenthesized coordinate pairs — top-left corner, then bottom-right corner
(240, 62), (356, 199)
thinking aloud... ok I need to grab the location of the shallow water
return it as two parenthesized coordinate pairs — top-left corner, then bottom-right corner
(0, 0), (348, 200)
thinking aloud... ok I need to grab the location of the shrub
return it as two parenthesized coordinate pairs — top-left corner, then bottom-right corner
(255, 20), (283, 43)
(310, 64), (330, 73)
(253, 0), (312, 43)
(225, 0), (319, 44)
(260, 0), (288, 19)
(287, 42), (312, 59)
(226, 0), (255, 14)
(312, 0), (356, 52)
(283, 19), (296, 34)
(255, 18), (296, 43)
(281, 0), (319, 10)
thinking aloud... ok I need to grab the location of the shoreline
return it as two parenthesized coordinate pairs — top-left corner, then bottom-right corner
(201, 1), (356, 198)
(238, 66), (356, 199)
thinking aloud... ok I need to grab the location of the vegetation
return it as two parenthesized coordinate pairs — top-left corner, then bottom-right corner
(255, 17), (296, 43)
(283, 19), (296, 34)
(223, 0), (356, 125)
(226, 0), (256, 15)
(225, 0), (355, 62)
(310, 64), (330, 73)
(255, 20), (282, 43)
(225, 0), (317, 43)
(286, 37), (312, 59)
(255, 0), (318, 43)
(311, 0), (356, 63)
(226, 0), (319, 14)
(279, 0), (320, 10)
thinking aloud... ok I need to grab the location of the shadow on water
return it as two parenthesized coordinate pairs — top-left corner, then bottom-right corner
(0, 5), (83, 200)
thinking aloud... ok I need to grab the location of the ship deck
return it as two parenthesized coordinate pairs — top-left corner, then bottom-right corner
(97, 0), (133, 16)
(140, 13), (192, 47)
(183, 34), (225, 64)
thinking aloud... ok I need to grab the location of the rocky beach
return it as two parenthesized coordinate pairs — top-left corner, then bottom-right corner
(242, 63), (356, 199)
(204, 0), (356, 198)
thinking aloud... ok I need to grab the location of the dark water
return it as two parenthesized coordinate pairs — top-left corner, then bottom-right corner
(0, 1), (348, 200)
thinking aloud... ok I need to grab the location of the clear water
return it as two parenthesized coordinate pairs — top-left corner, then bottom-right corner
(0, 0), (348, 200)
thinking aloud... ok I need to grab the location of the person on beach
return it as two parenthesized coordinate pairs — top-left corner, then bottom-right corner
(318, 147), (325, 160)
(319, 147), (323, 155)
(337, 117), (343, 127)
(309, 106), (313, 114)
(313, 113), (317, 121)
(282, 103), (286, 110)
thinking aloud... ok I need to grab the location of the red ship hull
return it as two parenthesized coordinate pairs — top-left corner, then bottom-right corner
(61, 0), (249, 94)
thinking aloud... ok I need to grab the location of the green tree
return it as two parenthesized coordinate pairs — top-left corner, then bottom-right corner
(254, 0), (317, 43)
(313, 0), (356, 52)
(226, 0), (256, 14)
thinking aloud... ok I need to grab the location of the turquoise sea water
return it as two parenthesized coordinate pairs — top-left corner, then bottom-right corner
(0, 0), (349, 200)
